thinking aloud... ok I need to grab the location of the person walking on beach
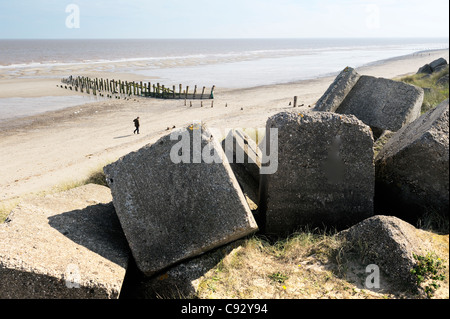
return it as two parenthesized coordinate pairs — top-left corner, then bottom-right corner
(133, 117), (140, 134)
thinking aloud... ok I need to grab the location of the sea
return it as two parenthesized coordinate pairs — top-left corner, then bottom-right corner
(0, 38), (449, 120)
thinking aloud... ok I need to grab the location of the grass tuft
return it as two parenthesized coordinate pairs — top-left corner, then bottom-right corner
(397, 65), (449, 114)
(195, 232), (395, 299)
(52, 164), (110, 193)
(193, 227), (449, 299)
(1, 163), (111, 223)
(0, 199), (20, 223)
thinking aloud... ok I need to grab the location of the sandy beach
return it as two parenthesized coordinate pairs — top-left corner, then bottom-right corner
(0, 49), (448, 203)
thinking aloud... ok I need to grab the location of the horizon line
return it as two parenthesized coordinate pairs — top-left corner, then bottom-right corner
(1, 36), (449, 41)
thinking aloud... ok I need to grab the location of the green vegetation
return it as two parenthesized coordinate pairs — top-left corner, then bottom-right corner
(411, 252), (447, 298)
(268, 271), (289, 284)
(83, 169), (109, 187)
(193, 229), (449, 299)
(373, 131), (395, 158)
(195, 231), (395, 299)
(397, 66), (449, 114)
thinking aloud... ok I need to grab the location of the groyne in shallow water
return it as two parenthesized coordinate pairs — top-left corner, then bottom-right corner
(61, 75), (215, 101)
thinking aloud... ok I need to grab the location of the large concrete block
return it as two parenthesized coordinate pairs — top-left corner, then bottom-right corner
(314, 66), (361, 112)
(336, 75), (424, 133)
(338, 215), (435, 290)
(0, 184), (129, 299)
(375, 99), (449, 221)
(104, 124), (258, 276)
(430, 58), (448, 72)
(259, 111), (375, 237)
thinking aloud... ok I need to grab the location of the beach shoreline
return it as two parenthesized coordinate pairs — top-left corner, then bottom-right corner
(1, 48), (448, 118)
(0, 48), (448, 202)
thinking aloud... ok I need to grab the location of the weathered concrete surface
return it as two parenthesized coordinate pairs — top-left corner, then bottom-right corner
(222, 129), (261, 183)
(375, 99), (449, 221)
(430, 58), (448, 72)
(417, 63), (433, 75)
(259, 111), (375, 237)
(104, 124), (258, 277)
(417, 58), (448, 75)
(336, 75), (424, 132)
(437, 73), (449, 87)
(0, 184), (129, 299)
(338, 215), (439, 291)
(222, 129), (261, 210)
(314, 67), (361, 112)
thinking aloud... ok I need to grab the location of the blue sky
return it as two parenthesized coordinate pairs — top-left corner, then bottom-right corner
(0, 0), (449, 39)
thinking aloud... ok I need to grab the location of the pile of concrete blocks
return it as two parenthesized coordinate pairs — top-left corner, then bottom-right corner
(1, 65), (447, 299)
(314, 66), (424, 139)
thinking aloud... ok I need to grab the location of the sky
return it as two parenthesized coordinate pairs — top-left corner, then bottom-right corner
(0, 0), (449, 39)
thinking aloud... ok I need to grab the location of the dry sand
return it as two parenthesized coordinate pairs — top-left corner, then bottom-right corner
(0, 49), (448, 203)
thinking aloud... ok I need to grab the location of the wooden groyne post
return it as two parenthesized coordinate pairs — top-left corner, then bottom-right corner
(61, 76), (215, 100)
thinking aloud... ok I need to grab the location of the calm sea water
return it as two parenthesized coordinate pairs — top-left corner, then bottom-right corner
(0, 38), (448, 120)
(1, 38), (448, 69)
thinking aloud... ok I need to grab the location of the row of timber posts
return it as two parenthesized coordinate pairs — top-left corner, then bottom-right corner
(61, 75), (215, 100)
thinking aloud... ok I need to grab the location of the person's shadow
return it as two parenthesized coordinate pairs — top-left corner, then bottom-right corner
(114, 135), (133, 140)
